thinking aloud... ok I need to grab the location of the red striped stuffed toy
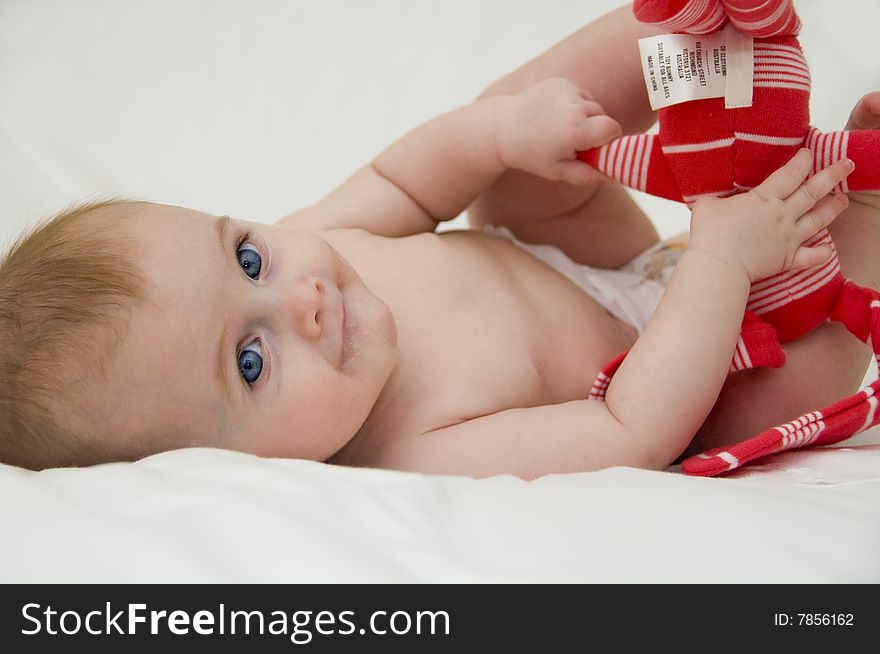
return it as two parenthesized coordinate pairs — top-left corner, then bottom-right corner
(580, 0), (880, 476)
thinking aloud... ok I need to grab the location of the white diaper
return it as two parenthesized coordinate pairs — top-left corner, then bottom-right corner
(484, 225), (683, 336)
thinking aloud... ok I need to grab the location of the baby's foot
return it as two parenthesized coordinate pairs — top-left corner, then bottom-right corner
(845, 91), (880, 132)
(845, 91), (880, 210)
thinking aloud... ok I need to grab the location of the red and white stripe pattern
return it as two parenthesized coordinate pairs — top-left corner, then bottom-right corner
(578, 135), (684, 202)
(722, 0), (801, 38)
(589, 371), (610, 401)
(632, 0), (800, 38)
(747, 231), (841, 317)
(807, 128), (880, 193)
(753, 41), (810, 93)
(683, 379), (880, 476)
(589, 351), (627, 401)
(684, 411), (824, 474)
(729, 338), (753, 372)
(660, 137), (734, 155)
(806, 128), (850, 193)
(691, 449), (738, 470)
(682, 287), (880, 476)
(597, 134), (654, 193)
(776, 411), (826, 450)
(862, 384), (878, 432)
(633, 0), (727, 34)
(728, 311), (787, 372)
(732, 132), (804, 147)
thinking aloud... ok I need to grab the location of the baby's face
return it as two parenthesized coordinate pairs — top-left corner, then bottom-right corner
(102, 203), (397, 462)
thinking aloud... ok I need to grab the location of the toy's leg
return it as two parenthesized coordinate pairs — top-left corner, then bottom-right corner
(681, 190), (880, 462)
(807, 128), (880, 194)
(683, 287), (880, 476)
(729, 311), (786, 371)
(746, 229), (846, 341)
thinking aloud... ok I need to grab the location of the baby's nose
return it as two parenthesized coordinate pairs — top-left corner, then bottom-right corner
(291, 276), (324, 340)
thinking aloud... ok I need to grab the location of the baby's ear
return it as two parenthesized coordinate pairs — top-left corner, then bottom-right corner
(632, 0), (727, 34)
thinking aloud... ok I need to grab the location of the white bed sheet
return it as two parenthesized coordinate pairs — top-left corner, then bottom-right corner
(1, 0), (879, 582)
(2, 445), (879, 583)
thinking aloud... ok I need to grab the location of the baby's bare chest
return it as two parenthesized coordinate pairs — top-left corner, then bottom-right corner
(353, 231), (633, 437)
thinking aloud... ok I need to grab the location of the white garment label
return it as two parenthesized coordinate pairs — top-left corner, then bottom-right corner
(638, 27), (754, 111)
(723, 25), (754, 108)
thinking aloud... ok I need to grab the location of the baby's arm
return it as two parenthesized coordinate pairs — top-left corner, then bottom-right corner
(277, 80), (619, 236)
(378, 153), (853, 479)
(469, 4), (665, 268)
(480, 3), (658, 136)
(277, 99), (503, 236)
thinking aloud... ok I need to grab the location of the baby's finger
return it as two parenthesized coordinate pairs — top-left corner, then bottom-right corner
(554, 160), (602, 186)
(794, 192), (848, 243)
(755, 148), (812, 199)
(789, 243), (833, 272)
(577, 86), (596, 102)
(786, 157), (854, 216)
(574, 115), (622, 150)
(580, 99), (607, 117)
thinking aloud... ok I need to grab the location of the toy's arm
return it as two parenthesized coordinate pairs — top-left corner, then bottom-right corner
(578, 134), (684, 202)
(806, 128), (880, 196)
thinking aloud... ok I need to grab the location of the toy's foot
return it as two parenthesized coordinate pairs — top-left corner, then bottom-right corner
(722, 0), (800, 38)
(729, 312), (786, 372)
(682, 376), (880, 476)
(685, 282), (880, 477)
(632, 0), (726, 34)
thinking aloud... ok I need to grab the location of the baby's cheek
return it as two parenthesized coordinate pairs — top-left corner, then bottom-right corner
(272, 371), (347, 455)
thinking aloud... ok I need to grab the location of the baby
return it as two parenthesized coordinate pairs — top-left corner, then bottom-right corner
(1, 6), (877, 477)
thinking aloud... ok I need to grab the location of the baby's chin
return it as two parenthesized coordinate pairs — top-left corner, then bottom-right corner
(341, 280), (397, 377)
(336, 248), (397, 347)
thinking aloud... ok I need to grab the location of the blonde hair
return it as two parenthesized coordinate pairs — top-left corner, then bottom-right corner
(0, 198), (147, 470)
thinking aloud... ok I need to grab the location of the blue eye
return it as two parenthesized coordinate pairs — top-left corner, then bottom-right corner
(237, 242), (262, 279)
(238, 341), (263, 385)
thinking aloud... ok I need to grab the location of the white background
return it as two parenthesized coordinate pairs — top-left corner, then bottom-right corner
(2, 0), (879, 240)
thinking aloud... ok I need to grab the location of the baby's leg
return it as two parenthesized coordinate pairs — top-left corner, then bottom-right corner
(469, 5), (665, 269)
(683, 94), (880, 458)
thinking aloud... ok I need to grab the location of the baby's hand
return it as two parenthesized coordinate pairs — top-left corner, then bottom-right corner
(494, 77), (622, 185)
(689, 149), (854, 283)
